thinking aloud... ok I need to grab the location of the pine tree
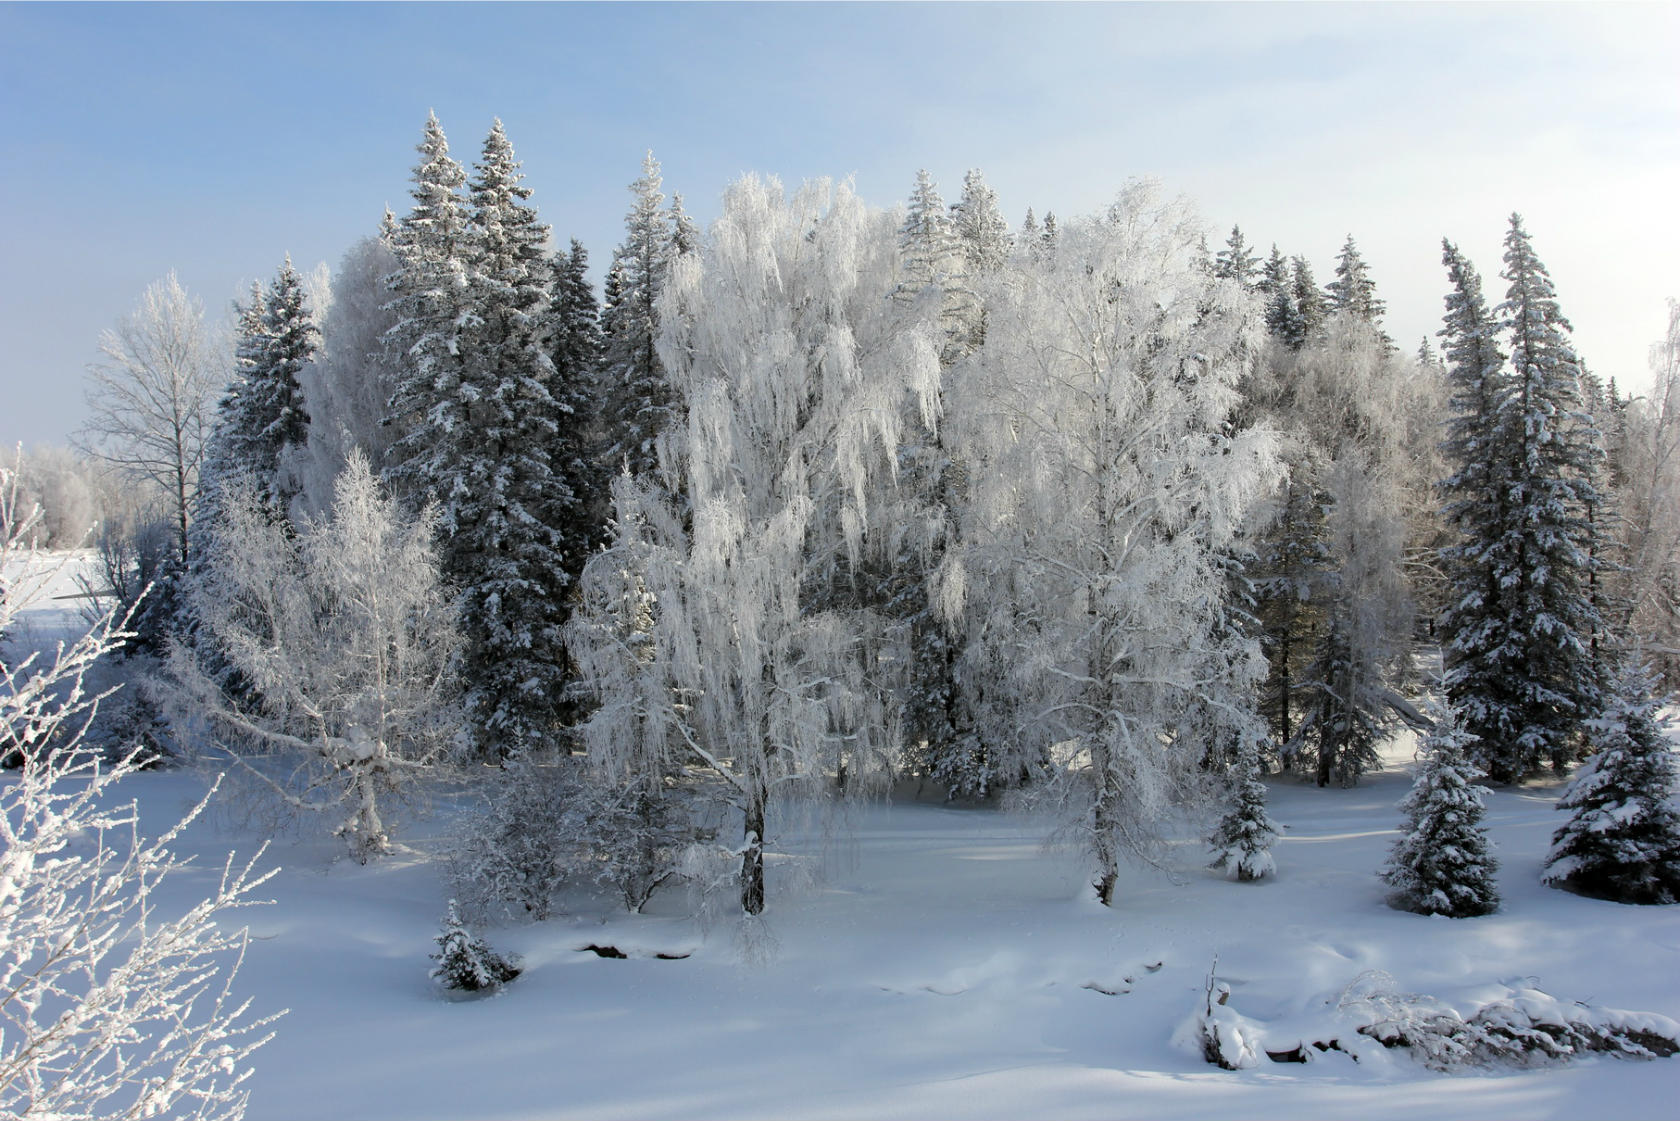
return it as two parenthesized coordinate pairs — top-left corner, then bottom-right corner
(382, 111), (472, 510)
(1476, 214), (1608, 778)
(1213, 225), (1260, 289)
(1382, 699), (1500, 917)
(1326, 234), (1387, 326)
(601, 151), (677, 479)
(1542, 663), (1680, 904)
(446, 118), (574, 758)
(430, 899), (519, 993)
(1208, 735), (1279, 882)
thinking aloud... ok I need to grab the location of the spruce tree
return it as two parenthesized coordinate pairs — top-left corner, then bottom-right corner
(1213, 225), (1260, 289)
(430, 899), (519, 993)
(446, 118), (574, 758)
(1326, 234), (1387, 326)
(950, 168), (1010, 279)
(1382, 699), (1500, 917)
(1488, 214), (1607, 777)
(1542, 663), (1680, 904)
(1208, 735), (1279, 882)
(1259, 246), (1291, 339)
(1284, 255), (1328, 350)
(549, 237), (608, 580)
(601, 151), (677, 479)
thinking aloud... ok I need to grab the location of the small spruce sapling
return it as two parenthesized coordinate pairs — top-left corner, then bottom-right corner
(1382, 700), (1499, 917)
(1208, 737), (1279, 882)
(1542, 665), (1680, 904)
(430, 899), (520, 994)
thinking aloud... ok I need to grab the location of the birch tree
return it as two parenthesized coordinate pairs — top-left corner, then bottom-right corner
(570, 176), (941, 915)
(952, 182), (1280, 905)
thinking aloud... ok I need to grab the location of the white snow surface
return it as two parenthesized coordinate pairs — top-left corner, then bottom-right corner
(7, 562), (1680, 1120)
(56, 743), (1675, 1121)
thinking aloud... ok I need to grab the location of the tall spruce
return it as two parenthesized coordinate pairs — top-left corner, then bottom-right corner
(550, 237), (607, 562)
(445, 119), (574, 757)
(601, 152), (678, 480)
(1326, 235), (1387, 326)
(1213, 225), (1261, 289)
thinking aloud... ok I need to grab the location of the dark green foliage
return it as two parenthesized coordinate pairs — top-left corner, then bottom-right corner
(1383, 702), (1500, 917)
(430, 899), (519, 993)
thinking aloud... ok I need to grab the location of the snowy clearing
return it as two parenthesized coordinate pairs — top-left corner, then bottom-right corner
(55, 737), (1674, 1121)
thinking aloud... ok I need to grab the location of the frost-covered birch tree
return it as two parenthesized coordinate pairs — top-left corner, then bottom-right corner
(570, 176), (941, 915)
(171, 454), (461, 861)
(953, 182), (1279, 905)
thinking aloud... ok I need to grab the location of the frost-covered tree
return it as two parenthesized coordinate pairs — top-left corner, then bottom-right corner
(1441, 217), (1608, 781)
(1618, 300), (1680, 687)
(1282, 255), (1328, 350)
(548, 236), (608, 568)
(1326, 234), (1387, 328)
(1252, 461), (1331, 753)
(1259, 246), (1291, 340)
(601, 151), (679, 480)
(0, 473), (279, 1120)
(170, 454), (461, 861)
(1213, 225), (1260, 289)
(430, 899), (519, 993)
(1542, 663), (1680, 904)
(1382, 699), (1499, 916)
(297, 227), (403, 513)
(950, 168), (1010, 279)
(78, 273), (220, 568)
(953, 182), (1279, 904)
(570, 177), (942, 915)
(1207, 734), (1278, 882)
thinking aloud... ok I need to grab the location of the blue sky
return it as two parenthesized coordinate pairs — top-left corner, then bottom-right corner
(3, 1), (1677, 449)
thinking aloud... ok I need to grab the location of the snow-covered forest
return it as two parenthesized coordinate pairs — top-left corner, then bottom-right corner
(4, 109), (1680, 1119)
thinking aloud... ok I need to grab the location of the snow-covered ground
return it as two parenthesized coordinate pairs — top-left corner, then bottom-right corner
(7, 556), (1680, 1120)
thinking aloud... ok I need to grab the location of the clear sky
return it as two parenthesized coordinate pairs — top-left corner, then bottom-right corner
(2, 1), (1676, 450)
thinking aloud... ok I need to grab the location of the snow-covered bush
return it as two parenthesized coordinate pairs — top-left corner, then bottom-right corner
(1207, 736), (1278, 882)
(0, 468), (279, 1120)
(445, 757), (700, 921)
(1382, 699), (1499, 917)
(430, 899), (519, 994)
(1340, 971), (1679, 1070)
(169, 453), (461, 861)
(1542, 664), (1680, 904)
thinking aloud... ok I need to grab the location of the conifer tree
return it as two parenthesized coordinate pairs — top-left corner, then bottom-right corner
(1213, 225), (1260, 289)
(430, 899), (520, 993)
(1259, 246), (1291, 339)
(601, 151), (678, 479)
(950, 168), (1010, 278)
(1382, 699), (1500, 917)
(1208, 735), (1279, 882)
(1284, 255), (1328, 349)
(550, 237), (606, 564)
(1542, 663), (1680, 904)
(444, 118), (574, 758)
(1326, 234), (1387, 326)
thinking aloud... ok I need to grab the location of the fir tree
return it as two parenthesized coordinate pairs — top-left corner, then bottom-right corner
(430, 899), (520, 993)
(1213, 225), (1260, 289)
(1542, 663), (1680, 904)
(601, 151), (677, 479)
(1208, 735), (1279, 882)
(550, 237), (606, 566)
(1382, 699), (1500, 917)
(1284, 255), (1327, 350)
(447, 118), (574, 758)
(1326, 234), (1387, 326)
(1259, 245), (1291, 340)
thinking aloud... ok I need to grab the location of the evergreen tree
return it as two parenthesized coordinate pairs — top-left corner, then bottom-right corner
(1326, 234), (1387, 326)
(445, 118), (574, 758)
(430, 899), (520, 993)
(950, 168), (1010, 278)
(1382, 699), (1500, 917)
(550, 237), (606, 565)
(1284, 255), (1328, 350)
(1542, 663), (1680, 904)
(1213, 225), (1260, 289)
(1253, 463), (1332, 753)
(382, 111), (472, 510)
(601, 151), (678, 479)
(1259, 245), (1291, 339)
(1482, 214), (1607, 777)
(1208, 735), (1279, 882)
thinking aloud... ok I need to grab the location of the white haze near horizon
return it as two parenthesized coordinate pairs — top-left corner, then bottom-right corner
(1, 2), (1675, 452)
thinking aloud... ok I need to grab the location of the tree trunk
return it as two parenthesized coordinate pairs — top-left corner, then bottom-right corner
(740, 784), (766, 916)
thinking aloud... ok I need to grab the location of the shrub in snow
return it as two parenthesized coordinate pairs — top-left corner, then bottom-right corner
(1207, 737), (1278, 882)
(1381, 700), (1499, 917)
(430, 899), (519, 994)
(0, 472), (279, 1121)
(1340, 971), (1679, 1070)
(1188, 959), (1263, 1070)
(1542, 666), (1680, 904)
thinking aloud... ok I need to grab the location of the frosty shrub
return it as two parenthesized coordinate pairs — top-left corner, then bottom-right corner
(169, 453), (462, 861)
(1542, 665), (1680, 904)
(430, 899), (519, 994)
(445, 757), (699, 921)
(0, 467), (280, 1121)
(1382, 699), (1499, 917)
